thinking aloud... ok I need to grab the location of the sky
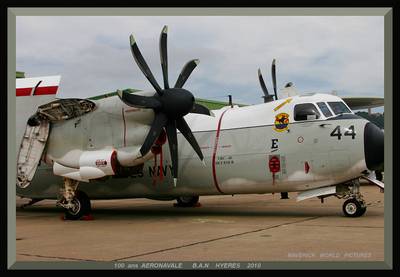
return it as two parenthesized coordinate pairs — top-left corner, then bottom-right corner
(16, 16), (384, 111)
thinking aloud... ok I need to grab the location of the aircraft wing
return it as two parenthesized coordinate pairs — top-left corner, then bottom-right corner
(341, 96), (384, 110)
(360, 175), (384, 191)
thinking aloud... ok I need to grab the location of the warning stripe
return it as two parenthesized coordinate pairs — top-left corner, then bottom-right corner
(211, 108), (230, 194)
(16, 86), (58, 97)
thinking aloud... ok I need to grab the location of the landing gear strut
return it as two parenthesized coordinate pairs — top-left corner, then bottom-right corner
(338, 180), (366, 217)
(56, 178), (91, 220)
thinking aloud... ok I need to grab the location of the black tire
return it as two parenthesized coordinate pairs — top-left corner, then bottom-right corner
(280, 192), (289, 199)
(342, 198), (365, 217)
(176, 196), (199, 207)
(375, 171), (383, 182)
(64, 190), (91, 220)
(358, 206), (367, 217)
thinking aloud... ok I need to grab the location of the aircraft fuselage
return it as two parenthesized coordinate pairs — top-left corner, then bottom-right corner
(17, 93), (371, 200)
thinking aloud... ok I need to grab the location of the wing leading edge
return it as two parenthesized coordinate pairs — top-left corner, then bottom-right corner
(341, 96), (384, 110)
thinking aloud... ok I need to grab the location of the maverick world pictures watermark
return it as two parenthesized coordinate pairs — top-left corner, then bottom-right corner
(112, 252), (374, 270)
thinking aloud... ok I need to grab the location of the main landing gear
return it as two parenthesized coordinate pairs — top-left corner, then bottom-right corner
(56, 178), (91, 220)
(175, 196), (200, 207)
(337, 180), (366, 217)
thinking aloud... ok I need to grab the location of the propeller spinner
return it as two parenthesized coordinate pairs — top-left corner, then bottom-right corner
(118, 26), (210, 186)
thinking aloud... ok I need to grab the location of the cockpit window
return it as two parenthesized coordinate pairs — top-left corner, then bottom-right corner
(317, 102), (333, 117)
(328, 101), (351, 115)
(294, 103), (321, 121)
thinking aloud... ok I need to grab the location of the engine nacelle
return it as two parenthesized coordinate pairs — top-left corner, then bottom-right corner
(53, 149), (117, 182)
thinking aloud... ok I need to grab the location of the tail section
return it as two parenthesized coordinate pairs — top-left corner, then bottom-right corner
(16, 75), (60, 97)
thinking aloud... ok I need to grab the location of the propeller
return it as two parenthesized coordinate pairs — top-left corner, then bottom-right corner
(118, 25), (211, 186)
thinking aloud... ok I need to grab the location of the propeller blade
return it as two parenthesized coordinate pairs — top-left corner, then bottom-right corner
(139, 113), (168, 156)
(257, 69), (269, 96)
(174, 59), (199, 88)
(159, 25), (169, 89)
(166, 120), (178, 183)
(117, 90), (162, 109)
(271, 59), (278, 100)
(176, 117), (204, 161)
(191, 103), (212, 116)
(129, 34), (163, 95)
(258, 69), (275, 103)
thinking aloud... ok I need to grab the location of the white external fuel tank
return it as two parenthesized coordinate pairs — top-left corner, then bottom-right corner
(53, 149), (117, 182)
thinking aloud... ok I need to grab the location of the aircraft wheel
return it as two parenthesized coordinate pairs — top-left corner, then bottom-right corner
(64, 190), (91, 220)
(176, 196), (199, 207)
(342, 198), (365, 217)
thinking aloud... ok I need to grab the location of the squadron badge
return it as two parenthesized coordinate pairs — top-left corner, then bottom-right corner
(273, 113), (289, 132)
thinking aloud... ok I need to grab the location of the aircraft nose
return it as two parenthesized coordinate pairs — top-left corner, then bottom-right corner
(364, 122), (384, 171)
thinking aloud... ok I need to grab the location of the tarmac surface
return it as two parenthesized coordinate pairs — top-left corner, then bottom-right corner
(15, 185), (384, 263)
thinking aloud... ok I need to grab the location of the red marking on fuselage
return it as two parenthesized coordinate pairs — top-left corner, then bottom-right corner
(16, 86), (58, 96)
(212, 109), (231, 194)
(305, 161), (310, 174)
(269, 156), (281, 173)
(110, 150), (117, 174)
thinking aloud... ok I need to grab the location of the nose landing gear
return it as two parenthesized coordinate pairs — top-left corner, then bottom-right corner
(338, 180), (366, 217)
(343, 198), (366, 217)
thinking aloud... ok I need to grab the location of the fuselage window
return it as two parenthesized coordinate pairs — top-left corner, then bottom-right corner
(328, 101), (351, 115)
(317, 102), (333, 117)
(294, 103), (321, 121)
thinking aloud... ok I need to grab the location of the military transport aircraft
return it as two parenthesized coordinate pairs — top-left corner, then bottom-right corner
(16, 26), (384, 220)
